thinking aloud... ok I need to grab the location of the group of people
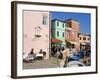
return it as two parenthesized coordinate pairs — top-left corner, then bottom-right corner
(80, 45), (91, 65)
(23, 44), (91, 66)
(51, 45), (72, 67)
(51, 44), (91, 67)
(23, 48), (47, 62)
(28, 48), (46, 57)
(51, 45), (77, 58)
(51, 46), (64, 58)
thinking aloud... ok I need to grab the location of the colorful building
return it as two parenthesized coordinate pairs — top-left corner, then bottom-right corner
(23, 10), (50, 59)
(23, 10), (90, 59)
(65, 19), (80, 51)
(79, 33), (91, 50)
(51, 19), (68, 47)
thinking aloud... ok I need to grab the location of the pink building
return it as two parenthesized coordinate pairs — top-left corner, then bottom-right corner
(23, 10), (50, 59)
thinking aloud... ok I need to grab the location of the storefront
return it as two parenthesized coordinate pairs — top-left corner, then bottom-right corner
(51, 38), (62, 47)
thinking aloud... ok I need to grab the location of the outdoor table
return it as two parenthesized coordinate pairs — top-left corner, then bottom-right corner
(23, 54), (28, 59)
(36, 54), (43, 57)
(35, 54), (43, 60)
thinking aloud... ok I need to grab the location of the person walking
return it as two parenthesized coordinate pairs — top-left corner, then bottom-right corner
(59, 47), (70, 67)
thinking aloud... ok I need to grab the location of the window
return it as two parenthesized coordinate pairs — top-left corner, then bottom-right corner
(62, 23), (64, 28)
(77, 33), (79, 37)
(88, 38), (90, 41)
(83, 37), (86, 40)
(62, 32), (64, 37)
(66, 24), (68, 27)
(57, 31), (59, 37)
(80, 37), (81, 40)
(42, 15), (47, 25)
(57, 21), (59, 26)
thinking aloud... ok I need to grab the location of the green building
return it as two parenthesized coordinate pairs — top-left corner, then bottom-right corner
(51, 19), (68, 47)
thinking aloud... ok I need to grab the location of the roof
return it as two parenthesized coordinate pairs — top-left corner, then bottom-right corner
(51, 38), (62, 43)
(79, 33), (91, 36)
(51, 19), (66, 23)
(51, 18), (79, 25)
(65, 18), (79, 23)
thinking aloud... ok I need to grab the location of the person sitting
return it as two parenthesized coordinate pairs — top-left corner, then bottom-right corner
(43, 51), (46, 57)
(28, 48), (35, 62)
(39, 49), (43, 54)
(30, 48), (33, 53)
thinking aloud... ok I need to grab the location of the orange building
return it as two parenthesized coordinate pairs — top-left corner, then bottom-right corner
(65, 19), (80, 51)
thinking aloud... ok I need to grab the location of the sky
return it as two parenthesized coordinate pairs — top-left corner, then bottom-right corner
(51, 11), (91, 34)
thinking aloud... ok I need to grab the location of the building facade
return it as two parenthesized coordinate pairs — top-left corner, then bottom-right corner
(23, 10), (50, 59)
(65, 19), (80, 51)
(79, 33), (91, 50)
(51, 19), (68, 47)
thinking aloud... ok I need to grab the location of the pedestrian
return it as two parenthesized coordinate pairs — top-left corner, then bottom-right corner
(60, 47), (70, 67)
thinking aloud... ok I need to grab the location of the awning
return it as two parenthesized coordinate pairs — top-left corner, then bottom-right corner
(67, 41), (79, 44)
(65, 28), (73, 30)
(80, 42), (90, 45)
(51, 38), (62, 43)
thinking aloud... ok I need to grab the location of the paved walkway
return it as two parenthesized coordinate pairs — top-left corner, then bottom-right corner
(23, 56), (90, 69)
(23, 57), (62, 69)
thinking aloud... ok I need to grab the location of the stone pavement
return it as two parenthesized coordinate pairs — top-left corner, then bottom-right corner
(23, 57), (62, 69)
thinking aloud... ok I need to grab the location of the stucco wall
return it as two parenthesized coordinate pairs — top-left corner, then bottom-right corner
(23, 10), (50, 59)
